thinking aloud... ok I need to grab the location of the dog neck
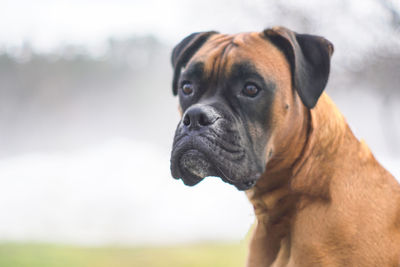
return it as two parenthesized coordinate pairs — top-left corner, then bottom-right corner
(246, 93), (360, 236)
(289, 93), (353, 199)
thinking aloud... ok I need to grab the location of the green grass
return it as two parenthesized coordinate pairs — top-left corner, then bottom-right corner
(0, 242), (248, 267)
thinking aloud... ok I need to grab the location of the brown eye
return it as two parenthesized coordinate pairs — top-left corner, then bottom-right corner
(181, 82), (194, 95)
(242, 83), (259, 97)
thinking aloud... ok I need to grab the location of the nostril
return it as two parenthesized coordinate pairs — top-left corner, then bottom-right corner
(182, 105), (219, 129)
(198, 113), (211, 126)
(183, 114), (190, 126)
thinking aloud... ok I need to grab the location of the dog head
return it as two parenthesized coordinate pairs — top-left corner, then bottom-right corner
(170, 27), (334, 190)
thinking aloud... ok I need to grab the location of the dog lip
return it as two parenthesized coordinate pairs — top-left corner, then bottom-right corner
(172, 161), (204, 186)
(171, 149), (213, 186)
(180, 173), (203, 186)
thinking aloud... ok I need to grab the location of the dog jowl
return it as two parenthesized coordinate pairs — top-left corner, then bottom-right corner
(169, 28), (333, 191)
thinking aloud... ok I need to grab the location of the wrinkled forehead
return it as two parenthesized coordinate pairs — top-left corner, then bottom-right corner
(185, 32), (291, 82)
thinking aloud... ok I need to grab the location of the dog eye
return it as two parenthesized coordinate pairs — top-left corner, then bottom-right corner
(181, 82), (194, 95)
(242, 83), (259, 97)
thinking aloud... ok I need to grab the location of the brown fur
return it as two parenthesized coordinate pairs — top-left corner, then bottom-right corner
(246, 92), (400, 265)
(180, 31), (400, 266)
(247, 90), (400, 266)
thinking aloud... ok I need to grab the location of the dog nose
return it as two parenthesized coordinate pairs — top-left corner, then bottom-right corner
(182, 105), (219, 129)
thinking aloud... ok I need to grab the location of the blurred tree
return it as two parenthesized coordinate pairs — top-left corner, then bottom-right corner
(0, 36), (173, 156)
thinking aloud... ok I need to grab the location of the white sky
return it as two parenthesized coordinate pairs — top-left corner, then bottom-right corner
(1, 0), (398, 54)
(1, 0), (182, 51)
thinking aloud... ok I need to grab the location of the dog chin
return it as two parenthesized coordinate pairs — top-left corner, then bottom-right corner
(171, 149), (217, 186)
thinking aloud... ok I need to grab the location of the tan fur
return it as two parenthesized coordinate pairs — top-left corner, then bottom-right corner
(182, 32), (400, 266)
(246, 92), (400, 266)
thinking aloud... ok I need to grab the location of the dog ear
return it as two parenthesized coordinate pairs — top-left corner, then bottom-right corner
(264, 27), (334, 108)
(171, 31), (217, 95)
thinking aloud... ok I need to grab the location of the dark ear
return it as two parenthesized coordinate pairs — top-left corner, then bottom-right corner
(171, 31), (217, 95)
(264, 26), (334, 108)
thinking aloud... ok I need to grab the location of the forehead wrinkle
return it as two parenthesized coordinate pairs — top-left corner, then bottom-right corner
(209, 41), (246, 87)
(213, 33), (260, 79)
(230, 33), (248, 46)
(190, 34), (236, 79)
(215, 42), (238, 82)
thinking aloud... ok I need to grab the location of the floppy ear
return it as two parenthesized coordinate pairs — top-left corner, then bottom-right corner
(264, 26), (334, 108)
(171, 31), (217, 95)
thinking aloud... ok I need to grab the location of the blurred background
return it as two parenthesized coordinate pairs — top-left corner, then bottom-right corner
(0, 0), (399, 266)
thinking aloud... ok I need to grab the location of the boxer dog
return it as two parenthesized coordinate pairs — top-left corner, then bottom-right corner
(169, 26), (400, 266)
